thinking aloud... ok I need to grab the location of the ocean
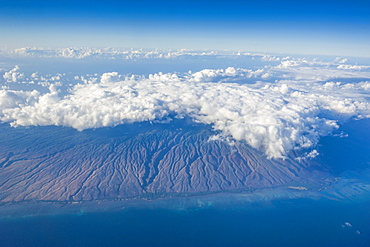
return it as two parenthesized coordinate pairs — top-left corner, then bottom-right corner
(1, 195), (370, 247)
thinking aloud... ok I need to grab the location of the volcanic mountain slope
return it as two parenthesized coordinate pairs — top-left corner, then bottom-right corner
(0, 120), (329, 203)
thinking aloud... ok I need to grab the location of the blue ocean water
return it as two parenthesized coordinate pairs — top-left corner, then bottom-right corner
(1, 197), (370, 247)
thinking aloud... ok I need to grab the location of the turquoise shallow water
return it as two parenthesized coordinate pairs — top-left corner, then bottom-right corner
(1, 196), (370, 247)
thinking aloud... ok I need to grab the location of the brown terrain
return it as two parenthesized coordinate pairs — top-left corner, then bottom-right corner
(0, 120), (329, 203)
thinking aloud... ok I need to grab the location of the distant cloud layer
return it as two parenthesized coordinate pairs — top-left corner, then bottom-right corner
(0, 47), (233, 60)
(1, 50), (370, 158)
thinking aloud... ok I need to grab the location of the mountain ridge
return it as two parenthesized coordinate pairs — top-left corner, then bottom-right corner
(0, 120), (330, 203)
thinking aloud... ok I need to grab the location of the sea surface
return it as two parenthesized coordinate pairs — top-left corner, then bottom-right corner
(1, 196), (370, 247)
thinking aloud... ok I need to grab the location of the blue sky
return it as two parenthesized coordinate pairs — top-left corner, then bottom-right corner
(1, 0), (370, 57)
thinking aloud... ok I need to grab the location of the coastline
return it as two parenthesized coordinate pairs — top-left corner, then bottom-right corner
(1, 177), (369, 219)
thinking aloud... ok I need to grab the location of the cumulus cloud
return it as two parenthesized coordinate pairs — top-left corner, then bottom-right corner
(3, 66), (25, 83)
(1, 58), (370, 159)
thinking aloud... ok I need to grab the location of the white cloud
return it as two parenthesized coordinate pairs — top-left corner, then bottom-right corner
(0, 47), (295, 63)
(337, 64), (370, 70)
(1, 57), (369, 159)
(1, 47), (228, 60)
(3, 65), (25, 83)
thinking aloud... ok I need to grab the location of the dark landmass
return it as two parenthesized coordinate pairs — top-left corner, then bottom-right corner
(0, 119), (331, 204)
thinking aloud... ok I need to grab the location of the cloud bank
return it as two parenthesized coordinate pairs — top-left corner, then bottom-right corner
(1, 56), (370, 159)
(0, 47), (286, 62)
(0, 47), (232, 60)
